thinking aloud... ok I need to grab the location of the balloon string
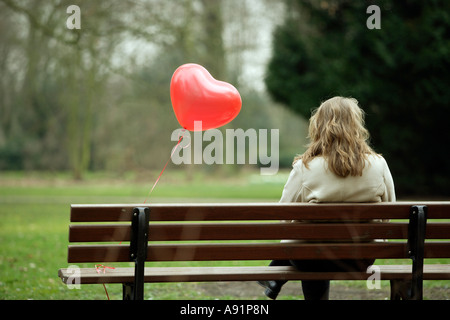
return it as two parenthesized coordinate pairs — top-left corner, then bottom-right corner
(94, 132), (185, 300)
(95, 264), (115, 300)
(143, 131), (185, 203)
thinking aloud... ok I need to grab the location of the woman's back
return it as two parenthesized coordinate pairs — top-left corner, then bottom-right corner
(280, 154), (396, 203)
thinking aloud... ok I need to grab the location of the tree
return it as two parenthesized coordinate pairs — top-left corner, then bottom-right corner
(0, 0), (305, 178)
(0, 0), (184, 178)
(265, 0), (450, 196)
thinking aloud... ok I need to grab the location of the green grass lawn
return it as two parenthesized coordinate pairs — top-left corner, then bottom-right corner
(0, 170), (287, 300)
(0, 170), (448, 300)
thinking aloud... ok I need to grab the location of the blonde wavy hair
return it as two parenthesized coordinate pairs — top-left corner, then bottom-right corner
(294, 96), (377, 177)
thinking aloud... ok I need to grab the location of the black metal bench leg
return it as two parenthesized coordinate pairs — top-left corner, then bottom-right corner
(123, 283), (135, 300)
(390, 206), (427, 300)
(407, 205), (427, 300)
(128, 207), (150, 300)
(390, 280), (411, 300)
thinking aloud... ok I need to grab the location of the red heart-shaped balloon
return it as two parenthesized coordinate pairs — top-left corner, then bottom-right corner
(170, 64), (242, 131)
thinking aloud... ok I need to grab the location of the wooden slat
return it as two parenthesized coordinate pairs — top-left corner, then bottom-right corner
(145, 242), (450, 261)
(426, 223), (450, 239)
(145, 242), (410, 261)
(68, 244), (129, 263)
(70, 202), (450, 222)
(67, 242), (450, 263)
(58, 264), (450, 284)
(71, 205), (134, 222)
(69, 222), (450, 242)
(72, 223), (408, 242)
(69, 225), (131, 242)
(75, 242), (450, 263)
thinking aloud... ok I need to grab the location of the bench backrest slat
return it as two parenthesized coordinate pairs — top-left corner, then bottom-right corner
(70, 202), (450, 222)
(67, 242), (450, 263)
(69, 222), (450, 242)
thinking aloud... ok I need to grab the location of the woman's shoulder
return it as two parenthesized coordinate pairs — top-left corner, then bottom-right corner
(367, 153), (388, 164)
(291, 158), (303, 173)
(366, 154), (390, 173)
(292, 156), (327, 173)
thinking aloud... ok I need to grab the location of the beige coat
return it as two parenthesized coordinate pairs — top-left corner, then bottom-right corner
(279, 154), (396, 204)
(279, 155), (396, 243)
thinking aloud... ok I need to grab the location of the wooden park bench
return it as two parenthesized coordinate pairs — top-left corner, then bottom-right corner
(58, 202), (450, 300)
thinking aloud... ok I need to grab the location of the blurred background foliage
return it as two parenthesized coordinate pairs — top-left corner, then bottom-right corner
(266, 0), (450, 196)
(0, 0), (306, 181)
(0, 0), (449, 197)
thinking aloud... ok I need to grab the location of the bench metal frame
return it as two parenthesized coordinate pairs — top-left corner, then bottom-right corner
(123, 207), (149, 300)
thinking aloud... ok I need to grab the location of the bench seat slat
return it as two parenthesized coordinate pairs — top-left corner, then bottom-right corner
(68, 223), (450, 242)
(67, 242), (450, 263)
(58, 264), (450, 285)
(70, 202), (450, 222)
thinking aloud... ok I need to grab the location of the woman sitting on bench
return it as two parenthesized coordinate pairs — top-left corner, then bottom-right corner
(258, 96), (396, 300)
